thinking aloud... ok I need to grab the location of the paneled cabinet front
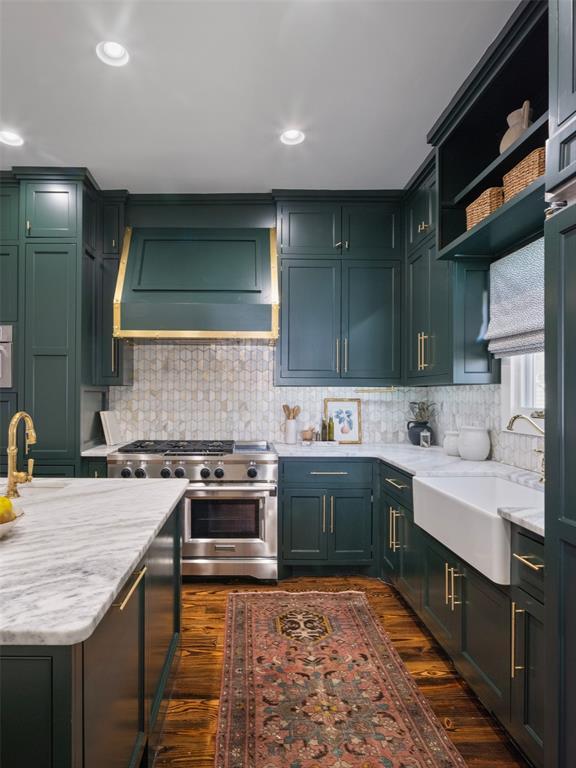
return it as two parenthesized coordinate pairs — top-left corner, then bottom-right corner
(25, 242), (77, 460)
(282, 487), (373, 564)
(548, 0), (576, 193)
(278, 200), (400, 258)
(406, 172), (436, 252)
(97, 256), (133, 385)
(421, 534), (462, 655)
(24, 182), (78, 238)
(278, 259), (401, 384)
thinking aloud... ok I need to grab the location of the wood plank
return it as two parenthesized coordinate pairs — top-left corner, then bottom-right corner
(156, 576), (529, 768)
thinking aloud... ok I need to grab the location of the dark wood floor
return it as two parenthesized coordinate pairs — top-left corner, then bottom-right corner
(155, 576), (529, 768)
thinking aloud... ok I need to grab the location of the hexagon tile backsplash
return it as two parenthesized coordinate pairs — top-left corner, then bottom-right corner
(108, 342), (543, 473)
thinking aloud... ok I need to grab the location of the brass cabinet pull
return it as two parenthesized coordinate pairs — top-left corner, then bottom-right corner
(389, 506), (394, 550)
(417, 332), (422, 370)
(336, 337), (340, 373)
(112, 238), (116, 248)
(344, 337), (348, 373)
(445, 563), (450, 605)
(421, 333), (429, 369)
(385, 477), (408, 491)
(512, 552), (544, 572)
(113, 566), (147, 611)
(310, 471), (349, 476)
(390, 508), (402, 551)
(26, 219), (31, 234)
(421, 222), (430, 231)
(322, 495), (326, 533)
(334, 241), (342, 248)
(330, 496), (334, 533)
(111, 337), (117, 373)
(344, 240), (349, 250)
(511, 601), (525, 678)
(450, 568), (463, 611)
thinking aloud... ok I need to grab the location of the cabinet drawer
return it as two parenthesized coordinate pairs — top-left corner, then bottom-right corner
(281, 460), (373, 487)
(381, 464), (413, 508)
(511, 528), (545, 601)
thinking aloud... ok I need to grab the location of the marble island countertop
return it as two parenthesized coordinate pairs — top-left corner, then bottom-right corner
(0, 478), (188, 646)
(274, 442), (545, 537)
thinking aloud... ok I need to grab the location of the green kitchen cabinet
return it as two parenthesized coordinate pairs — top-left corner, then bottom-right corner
(381, 499), (399, 576)
(279, 259), (341, 380)
(0, 244), (18, 322)
(548, 0), (576, 193)
(0, 184), (19, 240)
(395, 504), (422, 610)
(0, 392), (17, 471)
(341, 260), (401, 380)
(406, 170), (436, 253)
(328, 489), (373, 561)
(278, 202), (342, 255)
(282, 488), (328, 561)
(97, 255), (133, 385)
(456, 566), (511, 724)
(277, 200), (401, 259)
(421, 533), (462, 655)
(24, 182), (78, 238)
(406, 235), (498, 385)
(82, 458), (108, 478)
(32, 464), (76, 477)
(25, 242), (77, 461)
(510, 586), (544, 768)
(102, 199), (124, 255)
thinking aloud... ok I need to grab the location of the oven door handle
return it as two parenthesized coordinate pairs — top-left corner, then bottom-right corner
(185, 483), (277, 495)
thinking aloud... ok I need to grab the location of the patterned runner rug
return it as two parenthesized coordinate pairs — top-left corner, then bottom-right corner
(215, 591), (466, 768)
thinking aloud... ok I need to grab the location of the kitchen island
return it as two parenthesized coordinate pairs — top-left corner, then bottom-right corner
(0, 477), (188, 768)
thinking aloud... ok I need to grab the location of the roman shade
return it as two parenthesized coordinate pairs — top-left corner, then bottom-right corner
(484, 237), (544, 358)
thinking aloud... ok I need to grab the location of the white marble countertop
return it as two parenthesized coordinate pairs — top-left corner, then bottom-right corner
(81, 443), (125, 457)
(0, 478), (188, 646)
(274, 442), (545, 534)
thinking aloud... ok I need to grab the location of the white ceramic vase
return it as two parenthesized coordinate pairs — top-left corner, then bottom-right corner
(458, 426), (491, 461)
(443, 431), (460, 456)
(285, 419), (297, 444)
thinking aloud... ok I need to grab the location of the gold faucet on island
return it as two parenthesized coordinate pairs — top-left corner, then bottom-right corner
(6, 411), (37, 498)
(506, 413), (545, 483)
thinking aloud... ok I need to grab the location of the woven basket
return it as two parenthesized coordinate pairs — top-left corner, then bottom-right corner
(503, 147), (545, 202)
(466, 187), (504, 230)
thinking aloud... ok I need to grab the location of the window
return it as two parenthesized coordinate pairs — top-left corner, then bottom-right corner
(501, 352), (545, 434)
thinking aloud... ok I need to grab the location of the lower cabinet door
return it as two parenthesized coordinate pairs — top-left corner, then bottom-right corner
(396, 506), (422, 610)
(456, 567), (511, 723)
(510, 587), (545, 768)
(328, 488), (372, 561)
(282, 488), (328, 560)
(381, 498), (399, 576)
(84, 563), (146, 768)
(421, 534), (461, 654)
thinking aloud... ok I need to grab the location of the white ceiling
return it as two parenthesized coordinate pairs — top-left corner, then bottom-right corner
(0, 0), (518, 193)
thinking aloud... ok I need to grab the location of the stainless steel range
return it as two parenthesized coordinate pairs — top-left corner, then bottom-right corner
(107, 440), (278, 580)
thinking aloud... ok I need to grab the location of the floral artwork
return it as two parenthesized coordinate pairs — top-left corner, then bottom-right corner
(324, 398), (362, 443)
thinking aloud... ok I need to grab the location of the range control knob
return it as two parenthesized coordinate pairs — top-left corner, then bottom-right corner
(247, 467), (258, 479)
(160, 466), (172, 478)
(120, 467), (132, 478)
(214, 467), (225, 479)
(200, 467), (211, 479)
(134, 467), (146, 479)
(174, 467), (186, 479)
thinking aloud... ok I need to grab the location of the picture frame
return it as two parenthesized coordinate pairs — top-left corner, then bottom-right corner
(323, 398), (362, 444)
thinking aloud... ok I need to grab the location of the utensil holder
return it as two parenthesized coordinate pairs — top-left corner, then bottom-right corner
(285, 420), (297, 444)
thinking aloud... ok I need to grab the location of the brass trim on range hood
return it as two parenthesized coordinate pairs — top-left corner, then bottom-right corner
(113, 226), (279, 340)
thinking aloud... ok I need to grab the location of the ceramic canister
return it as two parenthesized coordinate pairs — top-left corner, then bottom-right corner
(458, 426), (491, 461)
(443, 431), (460, 456)
(285, 420), (298, 444)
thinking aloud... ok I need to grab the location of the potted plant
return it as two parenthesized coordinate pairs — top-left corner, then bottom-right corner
(407, 401), (435, 446)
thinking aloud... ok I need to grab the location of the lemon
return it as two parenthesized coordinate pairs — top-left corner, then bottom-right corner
(0, 496), (16, 524)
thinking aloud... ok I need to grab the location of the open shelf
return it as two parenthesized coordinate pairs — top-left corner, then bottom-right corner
(438, 178), (545, 261)
(453, 112), (548, 206)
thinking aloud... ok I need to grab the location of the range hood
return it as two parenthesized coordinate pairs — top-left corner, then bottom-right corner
(113, 227), (279, 340)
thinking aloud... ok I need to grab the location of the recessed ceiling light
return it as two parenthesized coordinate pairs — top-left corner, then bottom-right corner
(280, 129), (306, 146)
(95, 41), (130, 67)
(0, 130), (24, 147)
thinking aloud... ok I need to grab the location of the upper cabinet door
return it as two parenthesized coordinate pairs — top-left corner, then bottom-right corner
(278, 202), (342, 256)
(341, 260), (401, 380)
(102, 203), (122, 255)
(0, 185), (19, 240)
(407, 174), (436, 252)
(24, 182), (78, 238)
(406, 243), (430, 379)
(341, 203), (400, 258)
(427, 253), (452, 378)
(279, 259), (341, 380)
(548, 0), (576, 193)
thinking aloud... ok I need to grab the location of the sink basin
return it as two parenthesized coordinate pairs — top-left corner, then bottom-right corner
(412, 476), (544, 584)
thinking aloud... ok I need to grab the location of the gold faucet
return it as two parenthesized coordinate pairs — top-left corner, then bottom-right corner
(6, 411), (37, 498)
(507, 414), (545, 483)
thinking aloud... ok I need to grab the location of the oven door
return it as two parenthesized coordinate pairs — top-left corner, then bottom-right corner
(182, 484), (277, 559)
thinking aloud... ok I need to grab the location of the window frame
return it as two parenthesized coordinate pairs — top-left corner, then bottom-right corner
(501, 353), (545, 436)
